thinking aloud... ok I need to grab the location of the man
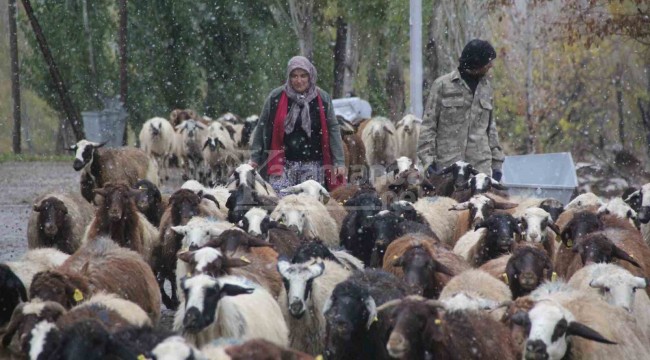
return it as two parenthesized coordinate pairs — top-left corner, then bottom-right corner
(417, 39), (505, 180)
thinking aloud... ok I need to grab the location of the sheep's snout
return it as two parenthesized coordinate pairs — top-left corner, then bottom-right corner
(519, 271), (539, 289)
(288, 224), (301, 235)
(183, 307), (204, 333)
(43, 222), (58, 236)
(289, 300), (305, 318)
(108, 208), (123, 221)
(73, 159), (85, 171)
(525, 340), (549, 360)
(387, 332), (409, 358)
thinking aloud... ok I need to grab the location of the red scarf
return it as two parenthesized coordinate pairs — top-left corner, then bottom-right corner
(267, 91), (346, 191)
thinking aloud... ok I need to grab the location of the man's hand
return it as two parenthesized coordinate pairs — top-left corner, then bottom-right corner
(492, 169), (502, 182)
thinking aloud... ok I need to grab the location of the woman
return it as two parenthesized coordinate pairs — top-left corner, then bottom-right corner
(249, 56), (346, 194)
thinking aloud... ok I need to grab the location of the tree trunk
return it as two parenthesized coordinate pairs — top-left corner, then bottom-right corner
(82, 0), (101, 106)
(332, 16), (347, 99)
(21, 0), (84, 140)
(118, 0), (128, 146)
(386, 48), (405, 121)
(523, 4), (539, 154)
(423, 0), (441, 111)
(343, 24), (359, 97)
(9, 0), (21, 154)
(288, 0), (313, 61)
(613, 63), (626, 147)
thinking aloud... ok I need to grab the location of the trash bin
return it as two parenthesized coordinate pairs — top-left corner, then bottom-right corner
(333, 97), (372, 125)
(81, 97), (128, 148)
(502, 152), (578, 205)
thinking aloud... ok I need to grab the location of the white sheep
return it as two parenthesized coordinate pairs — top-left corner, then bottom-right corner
(270, 194), (340, 247)
(395, 114), (421, 164)
(439, 269), (512, 320)
(176, 120), (209, 181)
(277, 258), (351, 354)
(207, 120), (237, 151)
(174, 274), (289, 348)
(279, 180), (347, 227)
(361, 116), (398, 168)
(139, 117), (175, 181)
(517, 207), (561, 258)
(241, 207), (269, 236)
(565, 192), (603, 210)
(171, 216), (237, 250)
(516, 281), (650, 360)
(568, 263), (650, 340)
(598, 197), (638, 227)
(412, 196), (459, 247)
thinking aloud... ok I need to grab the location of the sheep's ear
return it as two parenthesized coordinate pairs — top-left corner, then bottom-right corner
(468, 166), (480, 175)
(391, 256), (405, 267)
(449, 202), (470, 211)
(435, 261), (454, 277)
(474, 220), (487, 231)
(567, 321), (617, 344)
(196, 121), (208, 130)
(280, 185), (300, 194)
(383, 126), (394, 135)
(202, 139), (211, 150)
(93, 188), (108, 197)
(624, 190), (641, 204)
(223, 256), (251, 269)
(67, 144), (78, 152)
(547, 218), (561, 235)
(589, 278), (605, 289)
(33, 202), (44, 212)
(308, 261), (326, 278)
(177, 251), (194, 263)
(217, 139), (226, 149)
(437, 164), (454, 175)
(612, 246), (641, 268)
(491, 178), (507, 190)
(201, 193), (221, 209)
(219, 284), (254, 298)
(171, 225), (187, 235)
(510, 311), (530, 327)
(395, 119), (404, 128)
(95, 141), (107, 149)
(320, 189), (331, 205)
(364, 296), (378, 329)
(634, 277), (648, 289)
(495, 201), (518, 210)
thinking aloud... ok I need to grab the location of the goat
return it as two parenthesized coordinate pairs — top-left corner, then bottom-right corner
(395, 114), (421, 165)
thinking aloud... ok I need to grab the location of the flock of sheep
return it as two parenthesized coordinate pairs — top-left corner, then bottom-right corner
(2, 107), (650, 360)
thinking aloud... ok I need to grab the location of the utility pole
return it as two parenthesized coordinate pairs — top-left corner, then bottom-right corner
(9, 0), (21, 153)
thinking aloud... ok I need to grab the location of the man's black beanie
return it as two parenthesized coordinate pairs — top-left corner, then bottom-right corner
(459, 39), (496, 71)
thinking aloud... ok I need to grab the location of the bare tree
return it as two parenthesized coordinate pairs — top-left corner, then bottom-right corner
(386, 48), (405, 121)
(343, 23), (360, 96)
(9, 0), (21, 153)
(118, 0), (128, 145)
(21, 0), (85, 141)
(288, 0), (314, 60)
(333, 16), (347, 98)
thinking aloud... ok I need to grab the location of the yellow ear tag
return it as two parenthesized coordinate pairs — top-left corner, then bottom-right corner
(240, 256), (251, 264)
(434, 319), (442, 325)
(393, 255), (398, 259)
(552, 272), (558, 282)
(373, 316), (379, 323)
(502, 273), (509, 285)
(566, 240), (573, 248)
(630, 254), (635, 258)
(73, 289), (84, 302)
(315, 356), (324, 360)
(137, 355), (146, 360)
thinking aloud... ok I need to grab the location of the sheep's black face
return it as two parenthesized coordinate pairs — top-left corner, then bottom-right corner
(0, 265), (27, 327)
(506, 248), (552, 297)
(539, 199), (564, 222)
(395, 247), (435, 296)
(574, 235), (615, 265)
(324, 289), (369, 358)
(482, 214), (519, 250)
(34, 197), (68, 238)
(133, 180), (161, 213)
(170, 190), (201, 225)
(72, 141), (97, 171)
(59, 320), (113, 360)
(385, 301), (432, 359)
(561, 212), (602, 245)
(227, 185), (259, 224)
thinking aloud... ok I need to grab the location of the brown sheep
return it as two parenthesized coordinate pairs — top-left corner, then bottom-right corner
(378, 296), (518, 360)
(342, 131), (367, 183)
(70, 140), (159, 203)
(383, 234), (469, 298)
(82, 183), (159, 266)
(28, 236), (161, 324)
(28, 192), (94, 254)
(223, 338), (314, 360)
(154, 188), (220, 309)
